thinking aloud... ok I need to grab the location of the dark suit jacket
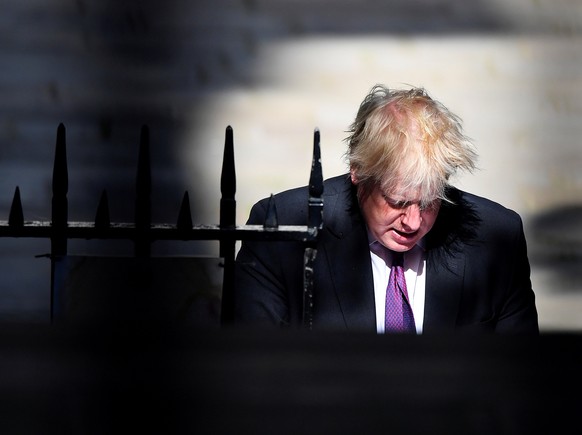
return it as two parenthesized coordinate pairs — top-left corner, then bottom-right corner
(234, 175), (539, 334)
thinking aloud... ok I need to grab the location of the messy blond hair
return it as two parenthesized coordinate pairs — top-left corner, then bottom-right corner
(346, 85), (477, 206)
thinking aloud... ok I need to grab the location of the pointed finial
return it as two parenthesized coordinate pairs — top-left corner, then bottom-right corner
(9, 186), (24, 227)
(308, 128), (323, 230)
(95, 190), (111, 229)
(263, 194), (278, 229)
(177, 191), (193, 230)
(53, 123), (68, 195)
(220, 125), (236, 229)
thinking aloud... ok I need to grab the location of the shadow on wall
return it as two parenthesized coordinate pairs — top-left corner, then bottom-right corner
(528, 204), (582, 292)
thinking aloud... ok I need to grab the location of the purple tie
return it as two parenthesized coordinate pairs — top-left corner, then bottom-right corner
(385, 252), (416, 334)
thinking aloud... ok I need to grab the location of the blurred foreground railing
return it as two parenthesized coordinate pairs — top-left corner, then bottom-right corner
(0, 124), (323, 327)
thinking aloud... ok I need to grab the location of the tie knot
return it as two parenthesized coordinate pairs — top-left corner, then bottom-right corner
(392, 252), (404, 267)
(370, 242), (405, 268)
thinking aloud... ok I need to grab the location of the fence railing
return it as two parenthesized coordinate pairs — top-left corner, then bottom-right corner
(0, 124), (323, 327)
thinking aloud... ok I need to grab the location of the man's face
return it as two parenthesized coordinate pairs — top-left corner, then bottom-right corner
(355, 179), (441, 252)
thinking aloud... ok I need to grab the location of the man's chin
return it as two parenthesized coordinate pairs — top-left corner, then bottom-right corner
(382, 238), (416, 253)
(387, 231), (419, 251)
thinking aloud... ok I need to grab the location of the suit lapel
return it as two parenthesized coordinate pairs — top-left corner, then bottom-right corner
(323, 226), (376, 331)
(320, 177), (376, 331)
(423, 242), (465, 333)
(422, 187), (479, 333)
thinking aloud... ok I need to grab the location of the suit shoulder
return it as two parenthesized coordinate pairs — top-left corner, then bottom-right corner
(248, 174), (350, 225)
(459, 190), (521, 220)
(451, 189), (524, 235)
(431, 188), (526, 251)
(270, 174), (348, 199)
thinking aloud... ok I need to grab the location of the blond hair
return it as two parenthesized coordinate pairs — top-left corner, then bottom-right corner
(346, 85), (477, 206)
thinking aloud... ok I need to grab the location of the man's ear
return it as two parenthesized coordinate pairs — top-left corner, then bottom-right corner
(350, 167), (358, 185)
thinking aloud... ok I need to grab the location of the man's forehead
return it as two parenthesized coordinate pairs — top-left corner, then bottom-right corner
(379, 182), (439, 204)
(380, 182), (421, 200)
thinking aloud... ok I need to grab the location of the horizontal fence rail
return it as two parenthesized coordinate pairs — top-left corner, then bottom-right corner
(0, 222), (321, 241)
(0, 123), (324, 327)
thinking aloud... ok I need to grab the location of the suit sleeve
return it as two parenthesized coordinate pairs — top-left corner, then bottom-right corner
(495, 216), (539, 334)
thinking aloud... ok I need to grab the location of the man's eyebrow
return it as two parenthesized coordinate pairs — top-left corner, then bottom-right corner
(382, 195), (413, 209)
(383, 192), (438, 208)
(382, 193), (415, 204)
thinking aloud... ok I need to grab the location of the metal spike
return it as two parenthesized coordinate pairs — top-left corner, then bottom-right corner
(219, 126), (237, 324)
(95, 190), (111, 229)
(177, 191), (193, 230)
(52, 123), (68, 197)
(8, 186), (24, 227)
(220, 125), (236, 229)
(263, 194), (278, 229)
(308, 128), (323, 230)
(51, 123), (68, 256)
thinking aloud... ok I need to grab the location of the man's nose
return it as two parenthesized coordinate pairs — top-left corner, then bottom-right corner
(401, 204), (422, 231)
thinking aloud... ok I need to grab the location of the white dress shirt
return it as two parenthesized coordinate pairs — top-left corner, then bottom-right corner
(369, 239), (426, 334)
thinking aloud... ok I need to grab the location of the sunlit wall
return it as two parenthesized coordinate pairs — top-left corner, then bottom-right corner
(179, 1), (582, 331)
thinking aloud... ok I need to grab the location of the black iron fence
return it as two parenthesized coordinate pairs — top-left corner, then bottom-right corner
(0, 124), (323, 327)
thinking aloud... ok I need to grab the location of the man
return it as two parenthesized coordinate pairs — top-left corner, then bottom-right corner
(234, 85), (538, 334)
